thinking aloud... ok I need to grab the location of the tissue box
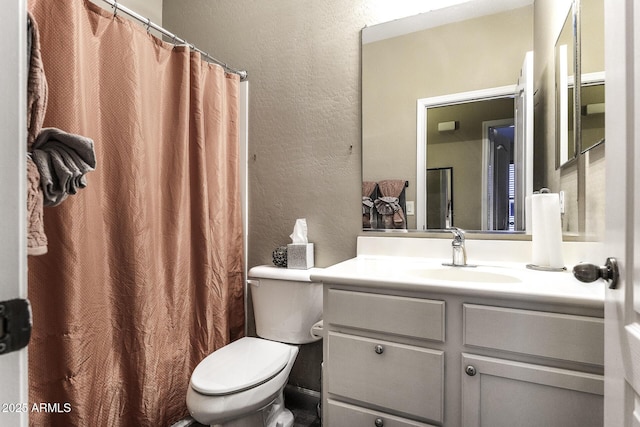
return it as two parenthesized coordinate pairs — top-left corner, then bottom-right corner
(287, 243), (314, 269)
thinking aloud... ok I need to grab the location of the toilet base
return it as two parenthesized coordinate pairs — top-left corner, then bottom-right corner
(209, 393), (294, 427)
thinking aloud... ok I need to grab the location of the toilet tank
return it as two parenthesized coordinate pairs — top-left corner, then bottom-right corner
(248, 265), (323, 344)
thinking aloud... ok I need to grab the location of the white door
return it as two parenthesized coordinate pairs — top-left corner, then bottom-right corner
(0, 0), (29, 426)
(514, 50), (534, 232)
(603, 1), (640, 425)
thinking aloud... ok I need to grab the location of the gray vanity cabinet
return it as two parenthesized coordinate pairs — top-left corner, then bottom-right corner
(461, 304), (604, 427)
(322, 284), (604, 427)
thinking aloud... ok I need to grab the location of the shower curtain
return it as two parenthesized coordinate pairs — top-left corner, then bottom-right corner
(27, 1), (245, 425)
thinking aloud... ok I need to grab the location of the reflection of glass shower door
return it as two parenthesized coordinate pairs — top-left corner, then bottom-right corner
(486, 125), (515, 231)
(426, 167), (453, 229)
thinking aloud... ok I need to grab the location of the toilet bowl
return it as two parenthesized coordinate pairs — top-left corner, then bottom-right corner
(186, 266), (323, 427)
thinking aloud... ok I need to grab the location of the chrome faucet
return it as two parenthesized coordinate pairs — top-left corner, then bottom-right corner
(446, 227), (468, 267)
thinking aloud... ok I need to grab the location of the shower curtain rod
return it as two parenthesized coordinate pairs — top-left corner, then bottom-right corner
(100, 0), (247, 81)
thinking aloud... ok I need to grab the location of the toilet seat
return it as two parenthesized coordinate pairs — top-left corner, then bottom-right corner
(190, 337), (291, 396)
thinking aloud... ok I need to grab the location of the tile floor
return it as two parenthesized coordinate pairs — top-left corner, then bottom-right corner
(291, 404), (321, 427)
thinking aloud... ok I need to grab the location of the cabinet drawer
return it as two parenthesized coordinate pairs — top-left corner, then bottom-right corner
(327, 399), (438, 427)
(327, 331), (444, 423)
(328, 289), (445, 341)
(463, 304), (604, 366)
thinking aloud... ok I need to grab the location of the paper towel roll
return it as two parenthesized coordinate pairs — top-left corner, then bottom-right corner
(525, 195), (533, 235)
(531, 192), (564, 269)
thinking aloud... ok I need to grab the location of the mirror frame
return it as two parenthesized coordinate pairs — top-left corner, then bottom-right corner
(416, 83), (533, 232)
(555, 0), (580, 169)
(417, 86), (515, 231)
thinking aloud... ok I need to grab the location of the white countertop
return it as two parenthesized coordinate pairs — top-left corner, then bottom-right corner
(310, 236), (605, 309)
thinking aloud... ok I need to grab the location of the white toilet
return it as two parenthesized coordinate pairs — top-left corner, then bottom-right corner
(186, 265), (323, 427)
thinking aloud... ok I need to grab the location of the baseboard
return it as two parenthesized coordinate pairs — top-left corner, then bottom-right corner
(284, 384), (321, 411)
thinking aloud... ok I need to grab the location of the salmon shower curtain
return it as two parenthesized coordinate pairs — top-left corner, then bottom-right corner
(27, 1), (244, 425)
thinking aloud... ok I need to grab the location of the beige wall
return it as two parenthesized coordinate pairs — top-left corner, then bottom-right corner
(90, 0), (163, 25)
(362, 7), (533, 230)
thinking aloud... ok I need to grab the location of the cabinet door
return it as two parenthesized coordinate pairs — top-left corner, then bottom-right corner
(461, 354), (603, 427)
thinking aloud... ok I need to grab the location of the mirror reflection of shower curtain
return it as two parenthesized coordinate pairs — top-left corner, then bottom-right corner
(487, 126), (516, 231)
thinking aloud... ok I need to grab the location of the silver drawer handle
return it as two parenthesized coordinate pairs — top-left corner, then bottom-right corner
(374, 418), (384, 427)
(374, 344), (384, 354)
(465, 365), (477, 376)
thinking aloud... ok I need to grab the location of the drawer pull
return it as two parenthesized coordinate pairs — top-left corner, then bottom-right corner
(374, 418), (384, 427)
(374, 344), (384, 354)
(465, 365), (477, 376)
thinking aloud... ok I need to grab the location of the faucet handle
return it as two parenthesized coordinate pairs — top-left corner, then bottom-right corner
(447, 227), (465, 243)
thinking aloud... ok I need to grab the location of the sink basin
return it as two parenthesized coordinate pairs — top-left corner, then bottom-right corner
(408, 267), (521, 284)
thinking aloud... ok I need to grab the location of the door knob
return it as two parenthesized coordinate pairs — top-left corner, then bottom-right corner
(573, 257), (619, 289)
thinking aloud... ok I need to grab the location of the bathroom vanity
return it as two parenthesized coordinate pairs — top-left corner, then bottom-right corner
(313, 236), (605, 427)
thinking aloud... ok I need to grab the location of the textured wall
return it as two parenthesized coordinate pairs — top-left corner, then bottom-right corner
(163, 0), (372, 270)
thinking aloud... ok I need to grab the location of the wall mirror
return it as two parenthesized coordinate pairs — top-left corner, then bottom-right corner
(554, 0), (604, 163)
(579, 0), (605, 153)
(555, 0), (578, 168)
(362, 0), (534, 233)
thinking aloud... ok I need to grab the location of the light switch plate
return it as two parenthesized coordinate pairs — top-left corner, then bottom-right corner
(406, 201), (415, 215)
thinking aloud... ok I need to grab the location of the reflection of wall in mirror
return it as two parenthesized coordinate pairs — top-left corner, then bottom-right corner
(362, 5), (533, 230)
(580, 0), (604, 75)
(581, 84), (604, 149)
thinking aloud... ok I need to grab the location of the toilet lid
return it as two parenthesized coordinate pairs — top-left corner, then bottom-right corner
(190, 337), (292, 396)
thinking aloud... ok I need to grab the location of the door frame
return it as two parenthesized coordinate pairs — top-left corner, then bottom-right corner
(0, 0), (29, 426)
(481, 118), (515, 231)
(603, 0), (639, 425)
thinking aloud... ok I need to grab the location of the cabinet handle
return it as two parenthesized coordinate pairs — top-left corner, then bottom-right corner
(374, 344), (384, 354)
(374, 417), (384, 427)
(465, 365), (477, 376)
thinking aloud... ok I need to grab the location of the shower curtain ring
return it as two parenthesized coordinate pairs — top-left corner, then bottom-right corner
(113, 1), (118, 17)
(146, 18), (152, 33)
